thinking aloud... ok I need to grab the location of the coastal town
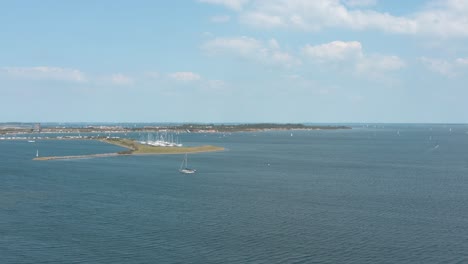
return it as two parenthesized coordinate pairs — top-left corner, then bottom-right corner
(0, 123), (351, 140)
(1, 123), (351, 160)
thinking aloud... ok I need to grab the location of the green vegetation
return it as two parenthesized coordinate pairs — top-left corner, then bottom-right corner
(100, 138), (137, 150)
(3, 123), (350, 135)
(134, 145), (224, 154)
(175, 123), (350, 132)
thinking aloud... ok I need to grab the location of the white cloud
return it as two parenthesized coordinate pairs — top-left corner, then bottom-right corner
(284, 74), (301, 80)
(109, 74), (133, 85)
(211, 15), (231, 23)
(164, 72), (229, 92)
(241, 12), (284, 28)
(356, 55), (405, 73)
(455, 57), (468, 65)
(420, 56), (468, 77)
(169, 72), (202, 81)
(203, 0), (468, 38)
(202, 36), (300, 67)
(270, 51), (298, 66)
(1, 66), (86, 82)
(239, 1), (419, 33)
(302, 41), (363, 61)
(411, 0), (468, 37)
(420, 57), (453, 77)
(303, 40), (405, 74)
(198, 0), (250, 10)
(145, 71), (160, 79)
(204, 79), (228, 92)
(202, 36), (262, 56)
(342, 0), (377, 7)
(204, 37), (402, 74)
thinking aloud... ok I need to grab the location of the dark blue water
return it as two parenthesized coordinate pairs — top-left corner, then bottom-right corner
(1, 125), (468, 263)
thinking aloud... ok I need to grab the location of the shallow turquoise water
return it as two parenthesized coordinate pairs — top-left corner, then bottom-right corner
(1, 125), (468, 263)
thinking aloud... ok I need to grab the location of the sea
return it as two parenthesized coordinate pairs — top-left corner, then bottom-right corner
(1, 124), (468, 263)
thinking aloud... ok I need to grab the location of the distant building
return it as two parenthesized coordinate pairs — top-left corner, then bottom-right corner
(33, 123), (41, 132)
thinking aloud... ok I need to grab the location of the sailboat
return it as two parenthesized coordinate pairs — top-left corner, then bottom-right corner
(179, 153), (196, 174)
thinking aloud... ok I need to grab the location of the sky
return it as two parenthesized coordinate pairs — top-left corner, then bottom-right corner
(1, 0), (468, 123)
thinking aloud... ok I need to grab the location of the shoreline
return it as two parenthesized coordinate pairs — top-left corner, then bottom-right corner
(2, 128), (346, 140)
(2, 124), (351, 136)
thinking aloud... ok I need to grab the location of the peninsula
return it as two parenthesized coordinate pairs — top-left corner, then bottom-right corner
(102, 138), (224, 155)
(33, 138), (224, 161)
(2, 122), (349, 161)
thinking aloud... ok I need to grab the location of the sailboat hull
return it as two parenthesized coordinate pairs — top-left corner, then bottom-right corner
(179, 169), (196, 174)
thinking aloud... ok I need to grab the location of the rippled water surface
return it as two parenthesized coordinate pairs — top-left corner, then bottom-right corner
(1, 125), (468, 263)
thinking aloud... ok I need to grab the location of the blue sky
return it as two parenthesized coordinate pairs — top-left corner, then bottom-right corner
(1, 0), (468, 123)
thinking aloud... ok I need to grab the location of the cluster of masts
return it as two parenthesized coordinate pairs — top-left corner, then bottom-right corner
(139, 132), (183, 147)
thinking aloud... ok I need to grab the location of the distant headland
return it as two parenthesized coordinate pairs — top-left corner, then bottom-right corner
(1, 123), (351, 136)
(0, 123), (350, 161)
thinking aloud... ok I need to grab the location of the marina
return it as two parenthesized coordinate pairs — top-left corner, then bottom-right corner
(2, 125), (468, 263)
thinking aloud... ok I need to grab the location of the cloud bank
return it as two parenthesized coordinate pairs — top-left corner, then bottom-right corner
(1, 66), (86, 82)
(169, 72), (202, 81)
(202, 36), (300, 67)
(200, 0), (468, 38)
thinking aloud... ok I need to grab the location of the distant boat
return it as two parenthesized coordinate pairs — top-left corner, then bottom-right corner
(28, 140), (35, 143)
(36, 149), (39, 157)
(179, 153), (196, 174)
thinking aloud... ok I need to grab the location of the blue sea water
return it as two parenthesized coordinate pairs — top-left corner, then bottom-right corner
(1, 124), (468, 263)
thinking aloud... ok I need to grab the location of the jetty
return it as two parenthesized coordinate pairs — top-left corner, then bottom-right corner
(34, 153), (121, 161)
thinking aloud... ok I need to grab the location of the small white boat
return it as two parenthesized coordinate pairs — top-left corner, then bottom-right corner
(28, 140), (35, 143)
(179, 153), (196, 174)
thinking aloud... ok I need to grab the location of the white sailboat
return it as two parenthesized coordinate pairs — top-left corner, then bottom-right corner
(179, 153), (196, 174)
(36, 149), (39, 157)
